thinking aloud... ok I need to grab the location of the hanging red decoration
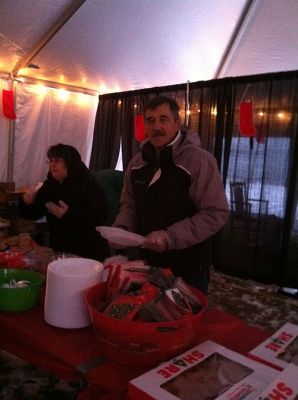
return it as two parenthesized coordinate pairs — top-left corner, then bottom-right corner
(134, 115), (146, 142)
(239, 99), (256, 137)
(2, 89), (16, 120)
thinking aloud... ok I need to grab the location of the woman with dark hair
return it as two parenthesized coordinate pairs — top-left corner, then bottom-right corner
(19, 143), (110, 261)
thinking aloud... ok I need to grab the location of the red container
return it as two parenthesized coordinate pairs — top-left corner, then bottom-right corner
(85, 282), (208, 367)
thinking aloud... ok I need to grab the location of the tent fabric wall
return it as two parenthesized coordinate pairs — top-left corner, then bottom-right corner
(0, 81), (98, 188)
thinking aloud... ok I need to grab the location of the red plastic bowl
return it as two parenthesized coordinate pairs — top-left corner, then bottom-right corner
(85, 281), (208, 367)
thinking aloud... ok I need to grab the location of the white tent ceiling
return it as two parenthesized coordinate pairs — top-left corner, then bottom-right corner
(1, 0), (297, 95)
(1, 0), (298, 187)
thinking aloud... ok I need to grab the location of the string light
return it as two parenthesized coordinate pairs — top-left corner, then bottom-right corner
(98, 82), (108, 94)
(76, 92), (90, 105)
(56, 88), (69, 101)
(32, 85), (47, 96)
(1, 72), (98, 108)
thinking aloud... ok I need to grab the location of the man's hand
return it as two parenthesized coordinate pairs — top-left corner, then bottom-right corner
(142, 230), (169, 253)
(46, 200), (69, 219)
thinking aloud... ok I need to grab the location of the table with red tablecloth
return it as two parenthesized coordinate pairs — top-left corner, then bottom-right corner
(0, 305), (272, 400)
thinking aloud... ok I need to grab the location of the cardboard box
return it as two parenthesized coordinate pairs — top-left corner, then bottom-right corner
(257, 363), (298, 400)
(249, 322), (298, 370)
(128, 340), (278, 400)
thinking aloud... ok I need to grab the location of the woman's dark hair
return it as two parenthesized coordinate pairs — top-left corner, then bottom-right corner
(47, 144), (86, 177)
(144, 96), (180, 120)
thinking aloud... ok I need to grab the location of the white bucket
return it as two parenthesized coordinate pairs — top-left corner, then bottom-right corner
(44, 257), (103, 328)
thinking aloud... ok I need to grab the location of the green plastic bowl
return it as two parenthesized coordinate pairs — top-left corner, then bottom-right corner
(0, 268), (45, 312)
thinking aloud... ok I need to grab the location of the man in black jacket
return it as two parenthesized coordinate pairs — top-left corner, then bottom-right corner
(111, 96), (229, 293)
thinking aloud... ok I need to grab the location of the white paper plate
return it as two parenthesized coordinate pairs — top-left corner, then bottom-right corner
(96, 226), (145, 247)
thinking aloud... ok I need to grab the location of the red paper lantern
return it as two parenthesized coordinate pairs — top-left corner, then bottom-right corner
(239, 99), (256, 137)
(2, 89), (16, 120)
(134, 115), (146, 142)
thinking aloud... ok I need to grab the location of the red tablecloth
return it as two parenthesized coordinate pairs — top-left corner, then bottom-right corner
(0, 305), (271, 399)
(0, 304), (98, 381)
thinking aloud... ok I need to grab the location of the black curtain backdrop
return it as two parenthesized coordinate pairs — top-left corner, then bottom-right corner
(90, 70), (298, 287)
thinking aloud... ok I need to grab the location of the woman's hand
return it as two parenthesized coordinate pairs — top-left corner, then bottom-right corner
(46, 200), (69, 219)
(23, 182), (43, 205)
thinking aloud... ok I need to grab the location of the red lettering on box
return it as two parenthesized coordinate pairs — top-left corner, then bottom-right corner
(279, 332), (293, 342)
(276, 382), (293, 396)
(192, 350), (204, 359)
(165, 364), (180, 374)
(268, 388), (288, 400)
(267, 383), (294, 400)
(157, 368), (172, 379)
(265, 342), (282, 352)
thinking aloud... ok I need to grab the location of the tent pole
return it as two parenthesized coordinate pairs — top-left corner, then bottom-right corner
(12, 0), (87, 75)
(7, 118), (15, 183)
(17, 76), (98, 96)
(213, 0), (259, 78)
